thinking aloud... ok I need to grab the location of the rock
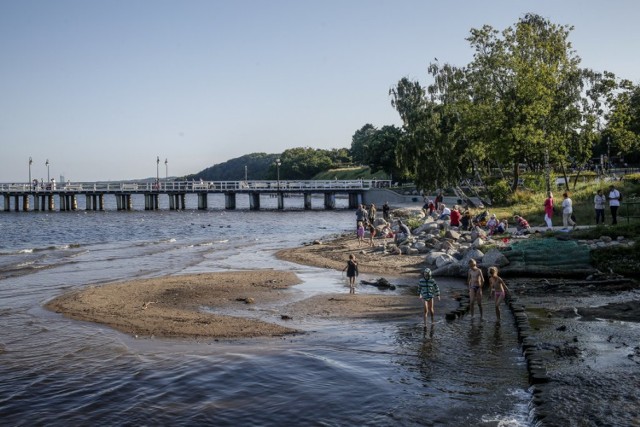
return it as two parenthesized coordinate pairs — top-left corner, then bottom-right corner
(414, 241), (428, 252)
(425, 251), (447, 265)
(435, 254), (457, 268)
(472, 237), (485, 248)
(600, 235), (613, 243)
(407, 248), (419, 256)
(482, 248), (510, 267)
(461, 248), (484, 265)
(432, 263), (462, 277)
(445, 230), (461, 240)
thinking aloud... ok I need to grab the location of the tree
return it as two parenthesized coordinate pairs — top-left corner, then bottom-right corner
(350, 124), (376, 165)
(464, 14), (586, 192)
(270, 147), (334, 180)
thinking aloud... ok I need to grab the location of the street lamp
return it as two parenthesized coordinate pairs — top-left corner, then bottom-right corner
(29, 157), (33, 188)
(45, 159), (50, 182)
(156, 156), (160, 188)
(275, 158), (281, 191)
(244, 165), (247, 181)
(165, 158), (168, 181)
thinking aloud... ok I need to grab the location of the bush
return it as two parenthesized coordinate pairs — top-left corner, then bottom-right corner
(488, 180), (511, 206)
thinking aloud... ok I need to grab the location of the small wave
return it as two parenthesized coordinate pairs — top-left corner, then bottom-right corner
(18, 249), (34, 254)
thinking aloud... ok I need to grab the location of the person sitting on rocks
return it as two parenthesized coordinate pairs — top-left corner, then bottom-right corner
(395, 220), (411, 245)
(486, 214), (499, 235)
(449, 205), (461, 228)
(438, 204), (451, 221)
(514, 215), (531, 235)
(495, 219), (508, 234)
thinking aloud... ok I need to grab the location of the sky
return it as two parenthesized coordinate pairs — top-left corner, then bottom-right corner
(1, 0), (639, 182)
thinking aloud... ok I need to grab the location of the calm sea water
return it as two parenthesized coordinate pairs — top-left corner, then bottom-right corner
(0, 194), (532, 426)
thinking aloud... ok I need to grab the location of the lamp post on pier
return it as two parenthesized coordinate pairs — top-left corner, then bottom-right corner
(45, 159), (50, 182)
(156, 156), (160, 189)
(275, 158), (281, 191)
(165, 158), (168, 181)
(29, 157), (33, 188)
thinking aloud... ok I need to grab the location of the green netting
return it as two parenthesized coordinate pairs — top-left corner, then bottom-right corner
(501, 238), (591, 269)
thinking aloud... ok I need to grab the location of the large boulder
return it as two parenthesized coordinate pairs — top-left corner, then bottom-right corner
(435, 254), (457, 268)
(460, 248), (485, 266)
(425, 251), (448, 265)
(481, 248), (510, 267)
(432, 263), (463, 277)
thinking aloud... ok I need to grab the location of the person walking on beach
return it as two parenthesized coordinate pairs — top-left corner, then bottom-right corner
(467, 259), (484, 318)
(367, 222), (377, 247)
(594, 189), (606, 225)
(543, 191), (554, 230)
(488, 266), (510, 321)
(342, 254), (359, 294)
(418, 268), (440, 324)
(561, 192), (577, 230)
(608, 184), (621, 225)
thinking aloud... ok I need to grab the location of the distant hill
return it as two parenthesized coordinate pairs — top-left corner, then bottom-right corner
(184, 153), (280, 181)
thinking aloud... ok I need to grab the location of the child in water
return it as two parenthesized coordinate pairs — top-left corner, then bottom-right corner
(488, 266), (510, 320)
(467, 259), (485, 318)
(342, 254), (359, 294)
(418, 268), (440, 324)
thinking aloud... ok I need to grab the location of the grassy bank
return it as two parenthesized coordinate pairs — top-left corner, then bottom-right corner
(485, 177), (640, 276)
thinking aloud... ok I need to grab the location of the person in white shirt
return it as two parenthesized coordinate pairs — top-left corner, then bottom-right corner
(608, 184), (621, 225)
(561, 192), (577, 230)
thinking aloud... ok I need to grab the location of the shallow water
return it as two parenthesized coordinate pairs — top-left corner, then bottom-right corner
(0, 195), (532, 426)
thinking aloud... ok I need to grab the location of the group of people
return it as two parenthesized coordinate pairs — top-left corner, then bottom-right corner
(417, 259), (509, 324)
(543, 183), (622, 230)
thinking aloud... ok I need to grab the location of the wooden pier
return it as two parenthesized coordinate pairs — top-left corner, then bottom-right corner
(0, 180), (389, 212)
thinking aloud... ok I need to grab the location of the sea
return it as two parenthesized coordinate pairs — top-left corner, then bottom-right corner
(0, 193), (533, 426)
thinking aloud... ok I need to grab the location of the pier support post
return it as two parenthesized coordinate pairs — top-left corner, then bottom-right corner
(14, 195), (20, 211)
(277, 193), (284, 210)
(348, 193), (360, 209)
(59, 195), (67, 211)
(198, 193), (208, 210)
(303, 193), (312, 210)
(225, 192), (236, 210)
(33, 194), (40, 211)
(324, 193), (336, 210)
(4, 195), (10, 211)
(169, 194), (176, 210)
(249, 193), (260, 210)
(180, 194), (186, 210)
(47, 195), (55, 211)
(22, 195), (30, 211)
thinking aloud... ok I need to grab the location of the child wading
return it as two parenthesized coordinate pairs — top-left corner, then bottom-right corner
(467, 259), (485, 318)
(488, 267), (510, 321)
(418, 268), (440, 324)
(342, 254), (359, 294)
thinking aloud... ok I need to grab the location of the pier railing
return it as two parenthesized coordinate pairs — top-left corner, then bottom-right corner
(0, 179), (390, 193)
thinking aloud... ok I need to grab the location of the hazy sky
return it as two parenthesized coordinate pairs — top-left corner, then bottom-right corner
(1, 0), (639, 182)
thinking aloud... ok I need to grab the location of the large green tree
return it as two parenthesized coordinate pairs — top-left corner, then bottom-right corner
(391, 14), (596, 193)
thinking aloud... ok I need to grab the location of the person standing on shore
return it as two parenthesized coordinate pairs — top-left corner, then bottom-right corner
(355, 204), (367, 230)
(594, 189), (606, 225)
(608, 184), (621, 225)
(368, 203), (377, 224)
(543, 191), (554, 230)
(342, 254), (359, 294)
(488, 266), (510, 321)
(467, 259), (484, 318)
(382, 202), (390, 221)
(418, 268), (440, 324)
(561, 192), (577, 230)
(356, 221), (365, 246)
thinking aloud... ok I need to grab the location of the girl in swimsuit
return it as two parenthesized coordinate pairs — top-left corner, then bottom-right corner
(342, 254), (359, 294)
(467, 259), (484, 318)
(488, 266), (510, 321)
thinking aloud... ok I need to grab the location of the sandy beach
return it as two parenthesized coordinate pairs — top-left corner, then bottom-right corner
(45, 237), (423, 340)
